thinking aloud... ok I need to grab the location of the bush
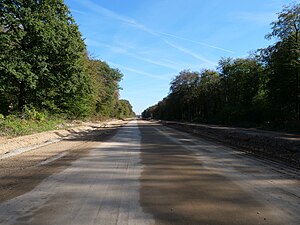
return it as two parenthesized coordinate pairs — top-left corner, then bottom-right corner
(23, 105), (47, 121)
(0, 115), (64, 136)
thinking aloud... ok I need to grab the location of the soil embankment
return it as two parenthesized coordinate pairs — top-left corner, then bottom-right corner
(0, 120), (126, 159)
(160, 121), (300, 168)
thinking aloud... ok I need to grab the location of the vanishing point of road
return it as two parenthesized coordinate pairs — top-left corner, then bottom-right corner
(0, 120), (299, 225)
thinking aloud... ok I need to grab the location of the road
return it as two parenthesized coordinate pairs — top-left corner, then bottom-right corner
(0, 120), (299, 225)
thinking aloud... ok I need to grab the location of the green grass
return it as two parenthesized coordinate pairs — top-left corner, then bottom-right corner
(0, 116), (65, 136)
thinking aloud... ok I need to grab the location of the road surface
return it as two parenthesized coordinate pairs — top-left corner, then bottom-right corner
(0, 120), (299, 225)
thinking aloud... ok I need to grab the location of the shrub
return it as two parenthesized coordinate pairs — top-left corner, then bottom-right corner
(23, 105), (47, 121)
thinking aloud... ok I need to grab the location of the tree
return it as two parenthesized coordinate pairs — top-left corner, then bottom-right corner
(91, 60), (123, 117)
(217, 58), (263, 122)
(197, 69), (221, 120)
(218, 58), (262, 106)
(142, 3), (300, 131)
(266, 3), (299, 41)
(264, 3), (300, 120)
(0, 0), (92, 116)
(169, 70), (200, 120)
(116, 99), (135, 118)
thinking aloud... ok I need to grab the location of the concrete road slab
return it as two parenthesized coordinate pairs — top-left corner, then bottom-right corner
(0, 120), (299, 225)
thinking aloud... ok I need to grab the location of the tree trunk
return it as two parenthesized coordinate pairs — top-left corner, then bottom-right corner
(18, 81), (26, 112)
(295, 31), (299, 120)
(297, 68), (299, 120)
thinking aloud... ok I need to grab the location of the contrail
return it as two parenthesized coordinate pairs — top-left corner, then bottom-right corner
(86, 39), (182, 70)
(162, 39), (217, 66)
(107, 61), (171, 81)
(158, 32), (234, 53)
(70, 9), (86, 15)
(75, 0), (231, 62)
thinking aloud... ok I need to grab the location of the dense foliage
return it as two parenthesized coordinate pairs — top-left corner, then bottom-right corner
(0, 0), (135, 119)
(142, 3), (299, 131)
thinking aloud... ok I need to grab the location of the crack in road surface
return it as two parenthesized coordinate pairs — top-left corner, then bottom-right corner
(0, 120), (299, 225)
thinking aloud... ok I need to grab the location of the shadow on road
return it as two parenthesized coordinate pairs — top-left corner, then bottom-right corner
(138, 122), (283, 225)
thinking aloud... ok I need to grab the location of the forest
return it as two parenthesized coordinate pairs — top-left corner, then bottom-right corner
(0, 0), (135, 123)
(142, 3), (300, 132)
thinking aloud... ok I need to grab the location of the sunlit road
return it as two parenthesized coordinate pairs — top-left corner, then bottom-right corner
(0, 120), (299, 225)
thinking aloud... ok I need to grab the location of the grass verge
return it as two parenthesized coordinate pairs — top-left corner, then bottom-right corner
(0, 116), (65, 137)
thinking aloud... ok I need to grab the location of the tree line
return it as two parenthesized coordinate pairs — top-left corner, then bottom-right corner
(142, 3), (299, 131)
(0, 0), (135, 119)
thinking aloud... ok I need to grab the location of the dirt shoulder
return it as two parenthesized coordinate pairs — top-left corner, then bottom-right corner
(0, 119), (127, 159)
(159, 120), (300, 168)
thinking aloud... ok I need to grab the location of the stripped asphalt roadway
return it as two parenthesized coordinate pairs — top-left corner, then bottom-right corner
(0, 120), (299, 225)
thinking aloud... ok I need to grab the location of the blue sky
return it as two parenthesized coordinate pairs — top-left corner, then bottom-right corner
(64, 0), (293, 114)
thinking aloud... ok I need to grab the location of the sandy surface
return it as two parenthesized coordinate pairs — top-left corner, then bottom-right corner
(0, 121), (153, 225)
(139, 121), (300, 225)
(0, 120), (299, 225)
(0, 119), (126, 158)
